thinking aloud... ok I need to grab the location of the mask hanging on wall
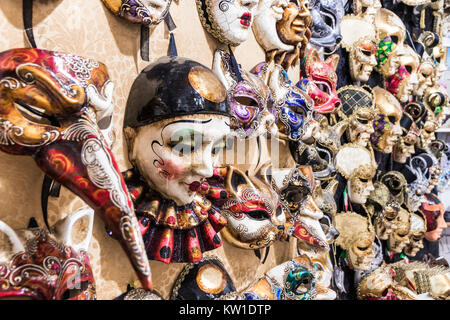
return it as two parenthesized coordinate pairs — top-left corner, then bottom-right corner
(404, 211), (427, 257)
(386, 207), (412, 254)
(335, 143), (377, 205)
(101, 0), (174, 61)
(337, 85), (376, 147)
(0, 48), (151, 290)
(352, 0), (381, 23)
(335, 211), (375, 271)
(339, 15), (378, 83)
(299, 47), (341, 114)
(196, 0), (259, 46)
(370, 86), (403, 154)
(253, 0), (312, 70)
(308, 0), (345, 51)
(392, 113), (420, 164)
(374, 8), (407, 78)
(123, 56), (231, 263)
(0, 207), (96, 300)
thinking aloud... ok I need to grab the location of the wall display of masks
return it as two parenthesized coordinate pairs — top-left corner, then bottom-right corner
(0, 0), (449, 301)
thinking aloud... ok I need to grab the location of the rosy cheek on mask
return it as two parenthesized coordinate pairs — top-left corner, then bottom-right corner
(156, 158), (186, 180)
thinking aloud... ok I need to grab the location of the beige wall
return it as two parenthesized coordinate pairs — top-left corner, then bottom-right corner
(0, 0), (298, 299)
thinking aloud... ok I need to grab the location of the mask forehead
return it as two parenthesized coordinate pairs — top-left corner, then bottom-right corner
(373, 87), (402, 120)
(102, 0), (172, 25)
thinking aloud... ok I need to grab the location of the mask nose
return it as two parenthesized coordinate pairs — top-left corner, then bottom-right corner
(241, 0), (258, 10)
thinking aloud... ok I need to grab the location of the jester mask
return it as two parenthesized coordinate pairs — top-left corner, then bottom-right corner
(0, 48), (151, 289)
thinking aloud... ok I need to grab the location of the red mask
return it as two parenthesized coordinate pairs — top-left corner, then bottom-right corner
(299, 48), (341, 114)
(0, 48), (151, 290)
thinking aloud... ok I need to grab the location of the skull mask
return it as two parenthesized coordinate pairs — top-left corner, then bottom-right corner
(374, 8), (407, 77)
(387, 207), (411, 254)
(337, 86), (376, 147)
(385, 45), (420, 103)
(101, 0), (172, 25)
(404, 212), (426, 257)
(0, 207), (96, 300)
(370, 87), (403, 154)
(308, 0), (345, 51)
(299, 48), (341, 114)
(335, 211), (375, 271)
(340, 15), (378, 83)
(0, 48), (151, 289)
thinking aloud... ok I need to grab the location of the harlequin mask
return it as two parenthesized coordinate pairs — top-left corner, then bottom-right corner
(385, 45), (420, 103)
(308, 0), (345, 51)
(272, 166), (328, 249)
(393, 114), (420, 163)
(374, 8), (407, 77)
(101, 0), (172, 25)
(387, 207), (411, 253)
(196, 0), (259, 46)
(370, 86), (403, 154)
(253, 0), (312, 70)
(337, 86), (376, 147)
(124, 56), (231, 263)
(340, 15), (378, 83)
(335, 144), (377, 204)
(0, 207), (96, 300)
(213, 50), (276, 138)
(352, 0), (381, 23)
(300, 48), (341, 114)
(267, 64), (315, 141)
(0, 48), (151, 289)
(404, 212), (426, 257)
(335, 211), (375, 271)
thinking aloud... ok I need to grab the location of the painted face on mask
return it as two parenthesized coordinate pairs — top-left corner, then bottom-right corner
(0, 207), (96, 300)
(421, 194), (447, 242)
(196, 0), (259, 46)
(253, 0), (312, 70)
(101, 0), (172, 25)
(370, 87), (403, 154)
(374, 9), (407, 77)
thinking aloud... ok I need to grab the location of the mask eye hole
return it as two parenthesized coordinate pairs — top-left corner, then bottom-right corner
(388, 116), (396, 124)
(405, 66), (412, 74)
(357, 245), (369, 251)
(234, 96), (259, 108)
(357, 118), (369, 124)
(15, 101), (61, 127)
(391, 36), (399, 44)
(359, 178), (368, 183)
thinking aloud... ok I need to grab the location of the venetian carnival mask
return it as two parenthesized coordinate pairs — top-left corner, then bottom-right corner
(404, 212), (427, 257)
(415, 58), (435, 99)
(393, 114), (420, 164)
(123, 56), (231, 263)
(387, 207), (411, 254)
(242, 254), (334, 300)
(431, 44), (447, 86)
(272, 167), (328, 249)
(404, 154), (431, 212)
(385, 45), (420, 103)
(423, 85), (448, 127)
(421, 194), (446, 242)
(266, 64), (315, 141)
(0, 48), (151, 289)
(380, 171), (408, 206)
(335, 211), (375, 271)
(370, 86), (403, 154)
(367, 181), (400, 240)
(337, 86), (376, 147)
(299, 48), (341, 114)
(352, 0), (381, 23)
(213, 50), (276, 138)
(308, 0), (345, 51)
(374, 8), (407, 77)
(335, 144), (377, 204)
(101, 0), (172, 25)
(253, 0), (312, 70)
(340, 15), (378, 83)
(196, 0), (259, 46)
(0, 207), (96, 300)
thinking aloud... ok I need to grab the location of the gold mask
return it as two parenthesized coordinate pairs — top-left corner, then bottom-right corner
(352, 0), (382, 23)
(404, 211), (427, 257)
(387, 207), (411, 253)
(335, 211), (375, 271)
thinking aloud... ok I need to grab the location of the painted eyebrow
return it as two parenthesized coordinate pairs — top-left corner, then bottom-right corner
(169, 128), (202, 141)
